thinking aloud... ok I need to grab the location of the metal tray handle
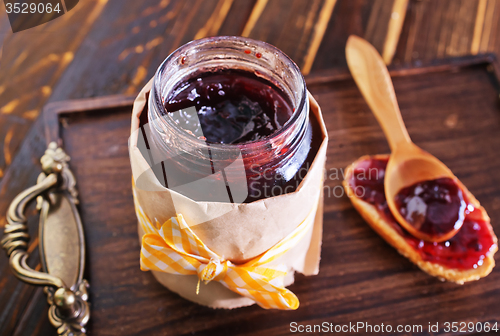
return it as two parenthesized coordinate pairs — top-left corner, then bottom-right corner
(1, 143), (90, 336)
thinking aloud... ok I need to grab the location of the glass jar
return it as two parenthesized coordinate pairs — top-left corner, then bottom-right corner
(145, 36), (319, 203)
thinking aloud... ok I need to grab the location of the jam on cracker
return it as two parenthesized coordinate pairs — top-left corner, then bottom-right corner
(349, 158), (495, 270)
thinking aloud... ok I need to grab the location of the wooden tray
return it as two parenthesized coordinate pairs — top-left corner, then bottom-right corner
(36, 55), (500, 335)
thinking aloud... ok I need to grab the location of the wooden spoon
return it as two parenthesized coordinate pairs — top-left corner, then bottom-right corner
(345, 35), (462, 242)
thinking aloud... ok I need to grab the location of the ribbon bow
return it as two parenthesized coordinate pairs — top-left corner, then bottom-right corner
(134, 191), (317, 310)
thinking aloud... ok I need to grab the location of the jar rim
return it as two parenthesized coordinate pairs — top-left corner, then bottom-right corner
(151, 36), (307, 152)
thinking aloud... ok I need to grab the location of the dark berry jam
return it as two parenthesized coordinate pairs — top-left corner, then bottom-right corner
(142, 69), (323, 203)
(394, 178), (466, 240)
(164, 70), (294, 144)
(349, 157), (496, 270)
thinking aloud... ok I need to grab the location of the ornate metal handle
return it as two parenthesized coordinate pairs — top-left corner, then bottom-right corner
(1, 142), (90, 336)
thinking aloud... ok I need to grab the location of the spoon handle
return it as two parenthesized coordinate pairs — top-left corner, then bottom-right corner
(346, 35), (411, 151)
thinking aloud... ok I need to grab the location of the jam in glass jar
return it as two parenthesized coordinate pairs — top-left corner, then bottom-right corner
(145, 36), (321, 203)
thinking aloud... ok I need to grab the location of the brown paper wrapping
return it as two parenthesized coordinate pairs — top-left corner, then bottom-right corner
(129, 79), (328, 309)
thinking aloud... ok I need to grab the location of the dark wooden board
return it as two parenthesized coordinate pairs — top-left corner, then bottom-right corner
(14, 55), (500, 335)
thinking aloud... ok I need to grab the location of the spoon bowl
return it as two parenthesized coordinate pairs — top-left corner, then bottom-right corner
(346, 35), (462, 242)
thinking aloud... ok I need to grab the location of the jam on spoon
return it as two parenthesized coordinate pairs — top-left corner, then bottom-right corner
(346, 35), (465, 243)
(394, 178), (467, 242)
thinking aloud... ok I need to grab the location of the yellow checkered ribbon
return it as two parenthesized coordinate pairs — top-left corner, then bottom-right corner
(133, 188), (317, 310)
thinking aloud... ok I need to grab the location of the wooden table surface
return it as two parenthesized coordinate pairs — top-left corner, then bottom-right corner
(1, 1), (500, 335)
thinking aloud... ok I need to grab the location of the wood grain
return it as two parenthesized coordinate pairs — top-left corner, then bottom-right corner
(0, 0), (107, 183)
(382, 0), (408, 64)
(393, 0), (500, 65)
